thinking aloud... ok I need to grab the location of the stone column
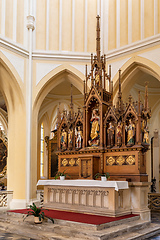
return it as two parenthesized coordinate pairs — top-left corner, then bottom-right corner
(153, 130), (159, 192)
(26, 14), (35, 205)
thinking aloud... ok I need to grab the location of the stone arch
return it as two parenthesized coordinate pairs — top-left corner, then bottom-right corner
(112, 56), (160, 184)
(112, 56), (160, 102)
(32, 65), (84, 190)
(149, 98), (160, 133)
(34, 64), (85, 112)
(0, 52), (25, 109)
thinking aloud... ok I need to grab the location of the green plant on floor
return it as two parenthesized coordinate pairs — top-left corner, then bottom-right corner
(23, 203), (54, 223)
(54, 170), (70, 180)
(94, 172), (110, 179)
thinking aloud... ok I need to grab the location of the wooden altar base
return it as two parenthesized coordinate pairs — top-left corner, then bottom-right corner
(57, 145), (148, 182)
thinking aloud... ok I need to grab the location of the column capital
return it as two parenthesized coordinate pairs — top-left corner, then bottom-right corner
(26, 15), (35, 30)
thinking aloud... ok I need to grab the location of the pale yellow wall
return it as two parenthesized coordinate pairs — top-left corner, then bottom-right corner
(87, 0), (97, 52)
(1, 0), (160, 52)
(132, 0), (141, 43)
(120, 0), (128, 47)
(75, 0), (85, 52)
(0, 0), (2, 34)
(144, 0), (154, 39)
(16, 0), (24, 45)
(5, 0), (13, 39)
(49, 0), (59, 51)
(158, 0), (160, 33)
(62, 0), (72, 51)
(108, 0), (116, 50)
(36, 0), (46, 50)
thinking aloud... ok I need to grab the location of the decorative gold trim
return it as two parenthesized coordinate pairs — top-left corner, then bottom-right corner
(62, 158), (68, 166)
(107, 156), (115, 165)
(69, 158), (75, 166)
(126, 155), (135, 165)
(77, 158), (80, 166)
(116, 156), (125, 165)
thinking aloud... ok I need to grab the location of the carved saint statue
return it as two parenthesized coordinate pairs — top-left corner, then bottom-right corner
(143, 126), (149, 144)
(107, 122), (115, 147)
(68, 128), (73, 149)
(76, 126), (83, 149)
(95, 66), (100, 86)
(125, 119), (135, 145)
(142, 120), (149, 144)
(116, 121), (122, 146)
(89, 109), (100, 146)
(61, 129), (67, 150)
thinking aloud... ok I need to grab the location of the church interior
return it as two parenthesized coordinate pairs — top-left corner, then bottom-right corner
(0, 0), (160, 238)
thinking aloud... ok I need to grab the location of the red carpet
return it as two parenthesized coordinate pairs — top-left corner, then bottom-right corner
(9, 209), (138, 225)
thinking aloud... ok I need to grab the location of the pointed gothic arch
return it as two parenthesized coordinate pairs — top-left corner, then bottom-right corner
(112, 56), (160, 102)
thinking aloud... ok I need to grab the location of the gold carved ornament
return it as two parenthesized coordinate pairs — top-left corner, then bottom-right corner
(76, 158), (80, 166)
(107, 156), (115, 165)
(69, 158), (75, 166)
(126, 155), (135, 165)
(116, 156), (125, 165)
(61, 159), (68, 166)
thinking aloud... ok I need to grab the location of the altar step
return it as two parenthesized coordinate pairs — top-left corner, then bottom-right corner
(52, 219), (160, 240)
(0, 211), (160, 240)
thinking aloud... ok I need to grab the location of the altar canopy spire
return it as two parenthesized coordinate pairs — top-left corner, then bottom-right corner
(115, 69), (124, 116)
(84, 15), (112, 103)
(144, 82), (148, 111)
(69, 84), (74, 121)
(57, 102), (61, 127)
(96, 15), (101, 62)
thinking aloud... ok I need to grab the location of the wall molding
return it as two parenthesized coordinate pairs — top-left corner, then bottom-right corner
(0, 34), (160, 61)
(0, 37), (29, 57)
(106, 34), (160, 61)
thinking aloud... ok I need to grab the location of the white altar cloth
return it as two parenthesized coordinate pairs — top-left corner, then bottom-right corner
(37, 179), (128, 191)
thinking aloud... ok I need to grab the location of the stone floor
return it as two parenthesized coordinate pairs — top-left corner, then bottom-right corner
(0, 231), (36, 240)
(148, 235), (160, 240)
(147, 212), (160, 240)
(0, 211), (159, 239)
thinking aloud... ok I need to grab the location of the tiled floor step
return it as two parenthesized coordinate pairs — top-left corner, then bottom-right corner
(111, 223), (160, 240)
(52, 219), (151, 240)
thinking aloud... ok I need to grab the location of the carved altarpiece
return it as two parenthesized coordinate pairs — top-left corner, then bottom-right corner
(50, 16), (151, 182)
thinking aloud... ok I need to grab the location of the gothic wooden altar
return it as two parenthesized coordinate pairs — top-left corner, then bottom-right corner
(55, 16), (151, 182)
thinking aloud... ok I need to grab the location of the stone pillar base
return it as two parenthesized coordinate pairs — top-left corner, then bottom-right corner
(9, 199), (27, 209)
(129, 182), (151, 221)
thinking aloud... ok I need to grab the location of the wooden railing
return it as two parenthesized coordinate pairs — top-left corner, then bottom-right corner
(148, 193), (160, 211)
